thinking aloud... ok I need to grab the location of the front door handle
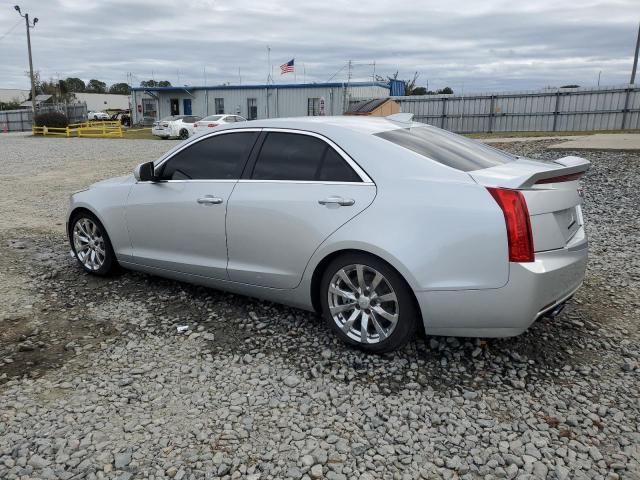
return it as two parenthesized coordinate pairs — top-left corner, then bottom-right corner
(318, 196), (355, 207)
(197, 195), (224, 205)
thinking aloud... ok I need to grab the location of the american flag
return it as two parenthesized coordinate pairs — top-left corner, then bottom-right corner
(280, 58), (295, 74)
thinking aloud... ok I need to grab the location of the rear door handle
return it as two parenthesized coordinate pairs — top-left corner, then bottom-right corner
(318, 196), (355, 207)
(197, 195), (223, 205)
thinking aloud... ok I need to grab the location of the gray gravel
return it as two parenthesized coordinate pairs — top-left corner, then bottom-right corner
(0, 135), (639, 479)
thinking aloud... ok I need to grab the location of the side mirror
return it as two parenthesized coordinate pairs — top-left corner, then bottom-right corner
(134, 161), (156, 182)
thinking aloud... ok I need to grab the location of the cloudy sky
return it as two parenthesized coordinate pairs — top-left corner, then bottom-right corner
(0, 0), (638, 93)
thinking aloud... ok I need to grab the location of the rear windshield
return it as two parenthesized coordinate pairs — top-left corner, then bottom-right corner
(161, 115), (183, 121)
(375, 126), (516, 172)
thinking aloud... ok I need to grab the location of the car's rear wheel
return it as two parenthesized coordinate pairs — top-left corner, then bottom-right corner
(320, 253), (418, 353)
(179, 129), (189, 140)
(70, 212), (118, 276)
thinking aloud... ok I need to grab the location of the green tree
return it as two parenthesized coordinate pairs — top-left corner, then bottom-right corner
(109, 83), (131, 95)
(65, 77), (85, 92)
(412, 86), (427, 95)
(437, 87), (454, 94)
(86, 79), (107, 93)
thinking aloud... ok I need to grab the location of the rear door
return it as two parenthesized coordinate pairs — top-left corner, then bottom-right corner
(226, 130), (376, 289)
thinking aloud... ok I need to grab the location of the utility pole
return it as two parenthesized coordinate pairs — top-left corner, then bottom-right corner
(14, 5), (38, 114)
(631, 21), (640, 84)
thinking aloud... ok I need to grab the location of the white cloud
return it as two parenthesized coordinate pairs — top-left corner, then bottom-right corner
(0, 0), (637, 92)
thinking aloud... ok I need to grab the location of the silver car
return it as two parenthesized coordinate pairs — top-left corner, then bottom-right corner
(67, 114), (590, 353)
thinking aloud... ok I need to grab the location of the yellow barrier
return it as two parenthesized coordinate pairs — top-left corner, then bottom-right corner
(33, 121), (123, 138)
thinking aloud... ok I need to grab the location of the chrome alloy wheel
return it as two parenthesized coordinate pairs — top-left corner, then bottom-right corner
(72, 218), (106, 271)
(327, 264), (399, 344)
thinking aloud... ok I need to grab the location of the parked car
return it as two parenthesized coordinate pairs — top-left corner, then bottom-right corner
(193, 114), (246, 134)
(67, 114), (590, 353)
(151, 115), (201, 139)
(88, 111), (110, 121)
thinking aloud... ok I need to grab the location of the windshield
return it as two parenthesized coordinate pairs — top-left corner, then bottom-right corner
(375, 126), (516, 172)
(202, 115), (223, 121)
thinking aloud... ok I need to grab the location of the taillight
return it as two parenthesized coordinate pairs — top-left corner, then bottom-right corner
(535, 172), (584, 184)
(208, 123), (218, 127)
(487, 187), (534, 263)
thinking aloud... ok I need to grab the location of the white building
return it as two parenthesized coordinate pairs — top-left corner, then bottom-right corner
(130, 82), (390, 125)
(0, 88), (29, 105)
(73, 93), (129, 112)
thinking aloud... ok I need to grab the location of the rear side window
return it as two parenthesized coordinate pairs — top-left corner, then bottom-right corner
(252, 132), (361, 182)
(375, 126), (515, 172)
(160, 132), (258, 180)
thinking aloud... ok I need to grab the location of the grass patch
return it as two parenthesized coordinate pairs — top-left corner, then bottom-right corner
(123, 128), (158, 140)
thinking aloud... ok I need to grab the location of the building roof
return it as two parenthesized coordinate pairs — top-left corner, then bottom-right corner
(345, 98), (390, 114)
(19, 94), (52, 107)
(131, 81), (389, 92)
(0, 88), (29, 103)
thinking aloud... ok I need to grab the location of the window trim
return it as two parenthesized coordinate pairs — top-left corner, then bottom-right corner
(242, 128), (372, 184)
(149, 127), (374, 185)
(149, 128), (263, 183)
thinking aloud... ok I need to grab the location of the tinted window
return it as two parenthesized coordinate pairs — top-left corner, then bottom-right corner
(203, 115), (223, 121)
(375, 126), (515, 172)
(318, 148), (361, 182)
(252, 132), (360, 182)
(160, 132), (258, 180)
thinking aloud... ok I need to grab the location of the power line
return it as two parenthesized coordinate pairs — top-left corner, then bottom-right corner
(0, 19), (22, 42)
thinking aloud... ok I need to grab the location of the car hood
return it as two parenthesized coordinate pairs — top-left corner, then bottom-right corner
(89, 174), (135, 189)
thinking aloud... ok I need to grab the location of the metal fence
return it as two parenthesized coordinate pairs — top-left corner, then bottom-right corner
(388, 85), (640, 133)
(0, 103), (88, 132)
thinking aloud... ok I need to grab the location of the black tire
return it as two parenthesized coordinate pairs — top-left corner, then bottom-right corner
(320, 252), (418, 353)
(69, 211), (118, 276)
(179, 129), (189, 140)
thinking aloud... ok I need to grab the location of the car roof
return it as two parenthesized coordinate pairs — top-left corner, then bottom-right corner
(213, 116), (420, 136)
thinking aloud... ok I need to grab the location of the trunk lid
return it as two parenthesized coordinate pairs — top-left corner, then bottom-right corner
(470, 156), (590, 252)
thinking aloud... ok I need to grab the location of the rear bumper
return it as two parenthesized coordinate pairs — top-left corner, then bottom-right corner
(417, 229), (588, 337)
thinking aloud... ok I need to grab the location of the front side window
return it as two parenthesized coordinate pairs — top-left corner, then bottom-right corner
(375, 126), (516, 172)
(251, 132), (361, 182)
(160, 132), (259, 180)
(214, 98), (224, 115)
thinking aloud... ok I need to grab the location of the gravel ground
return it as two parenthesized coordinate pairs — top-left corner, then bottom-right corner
(0, 134), (638, 480)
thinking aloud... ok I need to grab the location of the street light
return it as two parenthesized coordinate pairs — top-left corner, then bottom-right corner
(14, 5), (38, 114)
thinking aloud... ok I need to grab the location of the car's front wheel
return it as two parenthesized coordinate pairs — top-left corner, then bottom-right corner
(70, 212), (118, 275)
(320, 253), (418, 353)
(179, 129), (189, 140)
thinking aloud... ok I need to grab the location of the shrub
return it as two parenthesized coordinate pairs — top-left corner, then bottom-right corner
(33, 111), (69, 128)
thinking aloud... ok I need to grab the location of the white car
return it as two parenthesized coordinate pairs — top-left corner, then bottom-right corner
(88, 111), (110, 121)
(151, 115), (202, 140)
(193, 114), (246, 134)
(67, 114), (590, 353)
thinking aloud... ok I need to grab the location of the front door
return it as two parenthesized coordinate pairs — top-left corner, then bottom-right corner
(125, 130), (260, 278)
(247, 98), (257, 120)
(227, 131), (376, 289)
(183, 98), (192, 115)
(170, 98), (179, 116)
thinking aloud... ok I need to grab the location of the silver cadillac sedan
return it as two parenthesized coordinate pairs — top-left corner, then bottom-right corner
(67, 114), (590, 353)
